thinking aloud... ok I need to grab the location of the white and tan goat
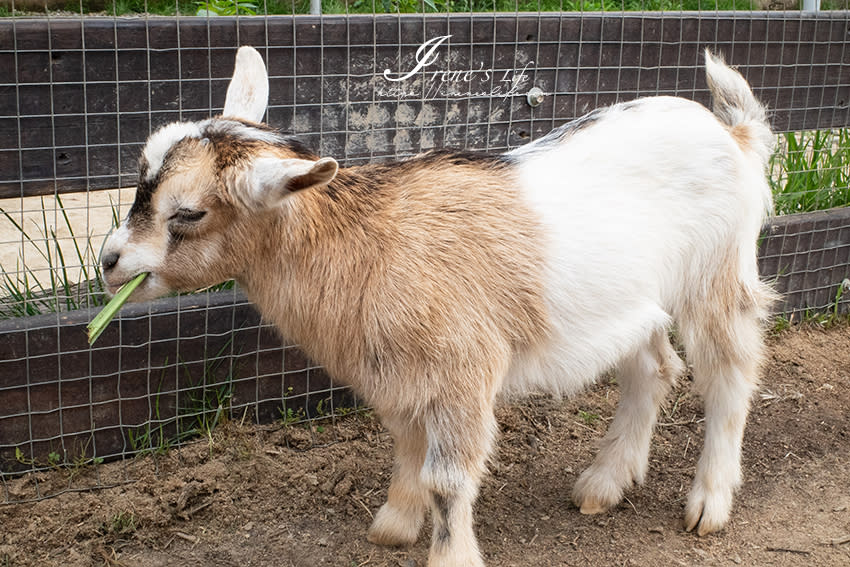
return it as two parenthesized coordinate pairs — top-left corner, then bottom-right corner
(101, 46), (777, 566)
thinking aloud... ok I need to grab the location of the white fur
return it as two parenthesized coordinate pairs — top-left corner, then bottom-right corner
(240, 155), (339, 210)
(142, 122), (202, 181)
(505, 95), (765, 396)
(103, 221), (168, 296)
(143, 118), (287, 186)
(505, 88), (774, 539)
(222, 46), (269, 123)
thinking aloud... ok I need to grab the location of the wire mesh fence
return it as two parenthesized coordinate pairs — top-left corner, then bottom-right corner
(1, 4), (848, 502)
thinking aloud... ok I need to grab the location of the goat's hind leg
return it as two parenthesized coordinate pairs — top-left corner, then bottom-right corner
(368, 415), (428, 546)
(681, 289), (770, 536)
(573, 329), (684, 514)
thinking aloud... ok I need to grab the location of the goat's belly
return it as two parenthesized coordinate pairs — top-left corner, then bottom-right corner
(501, 285), (671, 398)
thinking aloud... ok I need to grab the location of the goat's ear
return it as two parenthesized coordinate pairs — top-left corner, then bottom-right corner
(239, 157), (339, 209)
(222, 46), (269, 123)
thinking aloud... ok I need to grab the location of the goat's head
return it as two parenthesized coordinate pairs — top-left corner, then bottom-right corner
(100, 46), (338, 301)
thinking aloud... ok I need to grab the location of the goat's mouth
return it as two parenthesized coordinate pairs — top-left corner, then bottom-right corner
(105, 273), (148, 297)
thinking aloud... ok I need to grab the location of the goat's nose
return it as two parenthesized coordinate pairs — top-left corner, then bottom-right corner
(101, 251), (120, 271)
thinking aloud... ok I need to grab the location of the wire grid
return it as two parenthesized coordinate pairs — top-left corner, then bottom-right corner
(1, 5), (849, 502)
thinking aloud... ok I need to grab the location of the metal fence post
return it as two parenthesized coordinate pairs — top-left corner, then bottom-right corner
(310, 0), (321, 14)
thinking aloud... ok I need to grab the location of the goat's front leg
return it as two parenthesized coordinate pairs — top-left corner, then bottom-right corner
(368, 415), (428, 546)
(421, 403), (498, 567)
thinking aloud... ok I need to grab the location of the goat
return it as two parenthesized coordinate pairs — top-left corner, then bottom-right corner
(100, 46), (777, 567)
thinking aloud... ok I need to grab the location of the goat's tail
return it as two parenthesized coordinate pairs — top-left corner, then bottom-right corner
(704, 49), (775, 169)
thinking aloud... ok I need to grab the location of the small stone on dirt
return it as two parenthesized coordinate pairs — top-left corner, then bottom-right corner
(333, 475), (354, 497)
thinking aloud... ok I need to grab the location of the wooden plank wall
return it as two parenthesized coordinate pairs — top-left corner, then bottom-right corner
(1, 12), (848, 198)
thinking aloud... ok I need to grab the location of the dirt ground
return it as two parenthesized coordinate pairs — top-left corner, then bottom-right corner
(1, 323), (849, 567)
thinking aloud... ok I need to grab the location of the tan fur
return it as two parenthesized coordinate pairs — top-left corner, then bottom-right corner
(129, 148), (548, 566)
(729, 124), (753, 154)
(678, 246), (776, 375)
(223, 156), (550, 409)
(148, 150), (550, 367)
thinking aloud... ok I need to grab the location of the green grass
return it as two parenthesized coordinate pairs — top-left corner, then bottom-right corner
(0, 195), (115, 319)
(101, 511), (139, 537)
(87, 272), (148, 345)
(14, 439), (105, 475)
(1, 0), (847, 17)
(128, 342), (237, 456)
(770, 129), (850, 215)
(577, 409), (601, 425)
(769, 278), (850, 332)
(196, 0), (259, 15)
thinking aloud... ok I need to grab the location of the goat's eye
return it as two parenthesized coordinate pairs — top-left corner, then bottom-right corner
(168, 208), (207, 238)
(170, 208), (207, 223)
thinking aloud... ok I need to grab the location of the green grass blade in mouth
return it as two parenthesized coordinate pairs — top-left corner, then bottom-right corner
(87, 273), (148, 345)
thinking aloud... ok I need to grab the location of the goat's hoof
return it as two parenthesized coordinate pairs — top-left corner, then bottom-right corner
(427, 555), (485, 567)
(578, 497), (609, 515)
(684, 486), (732, 536)
(572, 469), (622, 515)
(367, 503), (422, 547)
(427, 545), (485, 567)
(367, 524), (419, 547)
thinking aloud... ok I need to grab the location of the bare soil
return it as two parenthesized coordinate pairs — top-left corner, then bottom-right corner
(2, 324), (849, 567)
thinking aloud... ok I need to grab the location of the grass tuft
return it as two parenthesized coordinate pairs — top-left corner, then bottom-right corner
(127, 342), (238, 456)
(771, 129), (850, 215)
(0, 196), (116, 319)
(2, 0), (848, 17)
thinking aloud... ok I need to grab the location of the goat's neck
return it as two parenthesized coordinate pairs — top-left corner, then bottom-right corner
(235, 168), (381, 372)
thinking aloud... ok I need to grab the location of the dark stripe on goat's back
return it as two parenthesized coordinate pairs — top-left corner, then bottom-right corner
(280, 137), (319, 160)
(554, 99), (642, 138)
(320, 149), (508, 204)
(508, 99), (644, 159)
(549, 107), (606, 139)
(322, 168), (382, 203)
(409, 148), (511, 169)
(205, 119), (318, 158)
